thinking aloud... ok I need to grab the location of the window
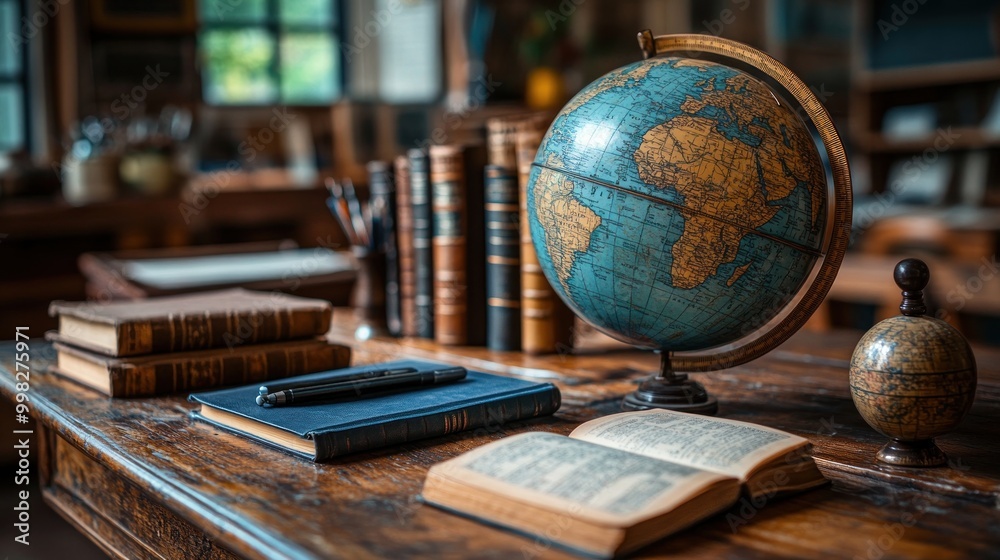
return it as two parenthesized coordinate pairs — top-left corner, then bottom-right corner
(0, 0), (27, 151)
(198, 0), (341, 105)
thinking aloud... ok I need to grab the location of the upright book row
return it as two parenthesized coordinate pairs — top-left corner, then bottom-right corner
(371, 114), (574, 353)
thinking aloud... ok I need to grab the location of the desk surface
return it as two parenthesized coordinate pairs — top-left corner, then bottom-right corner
(3, 323), (1000, 559)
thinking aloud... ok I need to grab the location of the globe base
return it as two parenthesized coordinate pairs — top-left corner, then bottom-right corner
(622, 353), (719, 415)
(876, 438), (947, 468)
(621, 373), (718, 415)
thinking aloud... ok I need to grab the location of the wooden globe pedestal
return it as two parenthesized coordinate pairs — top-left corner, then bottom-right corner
(622, 354), (718, 415)
(849, 259), (977, 468)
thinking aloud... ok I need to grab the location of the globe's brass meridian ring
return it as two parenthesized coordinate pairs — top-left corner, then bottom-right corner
(636, 31), (853, 372)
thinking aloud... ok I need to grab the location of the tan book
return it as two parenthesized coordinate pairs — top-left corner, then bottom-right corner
(49, 288), (333, 357)
(422, 409), (826, 558)
(429, 143), (487, 346)
(484, 113), (552, 352)
(394, 155), (420, 337)
(486, 113), (550, 169)
(515, 126), (574, 354)
(47, 335), (350, 397)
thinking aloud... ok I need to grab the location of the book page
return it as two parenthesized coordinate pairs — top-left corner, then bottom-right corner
(569, 410), (806, 480)
(429, 432), (733, 527)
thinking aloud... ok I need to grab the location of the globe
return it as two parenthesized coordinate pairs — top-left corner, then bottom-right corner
(525, 33), (852, 412)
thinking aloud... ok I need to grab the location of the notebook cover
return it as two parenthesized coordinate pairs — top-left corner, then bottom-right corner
(189, 360), (561, 461)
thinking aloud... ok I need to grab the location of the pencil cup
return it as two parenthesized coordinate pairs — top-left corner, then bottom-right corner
(351, 246), (389, 340)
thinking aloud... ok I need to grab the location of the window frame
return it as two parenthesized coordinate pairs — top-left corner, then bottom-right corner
(197, 0), (346, 107)
(0, 0), (31, 153)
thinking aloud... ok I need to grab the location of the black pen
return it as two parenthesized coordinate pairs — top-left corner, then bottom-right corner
(256, 367), (417, 400)
(258, 367), (467, 407)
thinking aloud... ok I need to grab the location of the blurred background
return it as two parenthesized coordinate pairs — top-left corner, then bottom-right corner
(2, 0), (1000, 342)
(1, 1), (1000, 556)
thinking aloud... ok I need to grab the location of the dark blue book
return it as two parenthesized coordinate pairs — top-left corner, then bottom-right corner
(484, 164), (521, 351)
(408, 149), (435, 339)
(367, 160), (401, 336)
(189, 360), (560, 461)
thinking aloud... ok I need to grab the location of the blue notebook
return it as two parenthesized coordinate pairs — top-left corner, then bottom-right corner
(189, 360), (561, 461)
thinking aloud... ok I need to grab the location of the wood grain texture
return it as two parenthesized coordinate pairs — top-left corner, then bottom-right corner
(3, 321), (1000, 559)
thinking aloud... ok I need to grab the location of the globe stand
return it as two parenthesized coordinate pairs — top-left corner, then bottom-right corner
(876, 438), (947, 468)
(622, 354), (718, 415)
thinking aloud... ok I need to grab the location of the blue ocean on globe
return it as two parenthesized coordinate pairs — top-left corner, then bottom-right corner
(527, 56), (827, 351)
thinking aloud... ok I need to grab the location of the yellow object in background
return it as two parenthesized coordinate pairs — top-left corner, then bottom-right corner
(525, 67), (565, 110)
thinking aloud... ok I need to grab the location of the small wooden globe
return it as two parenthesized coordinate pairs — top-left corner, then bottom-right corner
(849, 258), (977, 467)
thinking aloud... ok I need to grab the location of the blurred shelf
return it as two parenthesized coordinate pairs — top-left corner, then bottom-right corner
(0, 187), (336, 238)
(857, 127), (1000, 153)
(856, 58), (1000, 92)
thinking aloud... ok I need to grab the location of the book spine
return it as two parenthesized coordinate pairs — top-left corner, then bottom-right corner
(463, 144), (487, 346)
(516, 130), (574, 355)
(312, 384), (561, 460)
(394, 155), (419, 337)
(430, 145), (468, 346)
(484, 165), (521, 351)
(121, 306), (334, 356)
(486, 117), (521, 169)
(369, 161), (401, 337)
(108, 343), (352, 397)
(408, 149), (435, 339)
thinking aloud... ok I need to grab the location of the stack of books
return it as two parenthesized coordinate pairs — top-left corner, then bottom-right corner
(45, 289), (351, 397)
(353, 112), (576, 354)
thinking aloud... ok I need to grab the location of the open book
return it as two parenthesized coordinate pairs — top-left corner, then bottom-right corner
(421, 409), (825, 558)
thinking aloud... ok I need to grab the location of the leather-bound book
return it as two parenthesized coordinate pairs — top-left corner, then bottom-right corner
(368, 160), (401, 336)
(408, 148), (435, 339)
(516, 128), (575, 355)
(483, 116), (532, 351)
(394, 155), (419, 337)
(484, 164), (521, 351)
(486, 113), (550, 169)
(429, 143), (487, 346)
(46, 335), (350, 398)
(190, 359), (561, 461)
(48, 288), (333, 356)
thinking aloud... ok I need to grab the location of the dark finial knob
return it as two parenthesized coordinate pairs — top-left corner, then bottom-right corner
(894, 258), (929, 317)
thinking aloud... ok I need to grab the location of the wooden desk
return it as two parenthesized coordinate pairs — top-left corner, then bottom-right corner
(2, 323), (1000, 559)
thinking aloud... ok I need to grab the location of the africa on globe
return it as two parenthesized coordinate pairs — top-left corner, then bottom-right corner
(526, 32), (852, 414)
(527, 54), (827, 353)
